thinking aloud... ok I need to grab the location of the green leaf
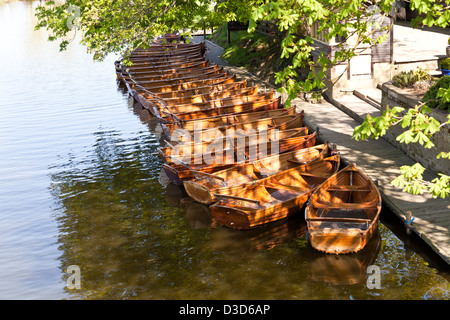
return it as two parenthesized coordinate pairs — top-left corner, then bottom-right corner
(400, 114), (412, 128)
(392, 176), (406, 188)
(396, 130), (415, 144)
(437, 151), (450, 159)
(411, 131), (429, 145)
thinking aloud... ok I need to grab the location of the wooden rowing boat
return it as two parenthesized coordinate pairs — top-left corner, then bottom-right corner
(158, 127), (309, 162)
(117, 52), (203, 66)
(161, 132), (317, 186)
(157, 97), (282, 123)
(124, 53), (205, 67)
(209, 154), (341, 229)
(123, 68), (228, 88)
(121, 57), (206, 71)
(161, 106), (295, 133)
(125, 62), (213, 78)
(123, 57), (207, 72)
(162, 110), (304, 142)
(145, 91), (275, 117)
(133, 41), (203, 52)
(132, 43), (202, 52)
(122, 62), (213, 76)
(134, 41), (203, 51)
(128, 52), (205, 64)
(151, 81), (246, 99)
(126, 60), (209, 74)
(129, 46), (203, 58)
(147, 86), (259, 107)
(137, 74), (236, 93)
(184, 143), (331, 204)
(305, 163), (382, 254)
(125, 65), (222, 81)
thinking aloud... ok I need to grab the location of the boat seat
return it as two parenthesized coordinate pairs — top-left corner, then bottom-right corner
(299, 171), (332, 179)
(213, 194), (262, 210)
(326, 185), (371, 192)
(311, 201), (376, 209)
(307, 217), (371, 223)
(287, 158), (307, 165)
(265, 180), (306, 194)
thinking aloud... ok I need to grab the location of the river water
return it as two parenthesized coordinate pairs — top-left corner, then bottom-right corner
(0, 0), (449, 300)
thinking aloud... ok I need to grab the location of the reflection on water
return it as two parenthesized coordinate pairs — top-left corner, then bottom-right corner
(0, 0), (449, 300)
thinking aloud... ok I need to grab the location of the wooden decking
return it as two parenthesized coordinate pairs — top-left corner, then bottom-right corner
(293, 99), (450, 266)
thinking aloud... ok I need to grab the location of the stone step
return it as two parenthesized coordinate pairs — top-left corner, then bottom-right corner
(353, 88), (382, 110)
(332, 94), (381, 124)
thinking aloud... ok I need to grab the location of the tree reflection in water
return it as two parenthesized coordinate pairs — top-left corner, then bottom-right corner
(49, 128), (211, 299)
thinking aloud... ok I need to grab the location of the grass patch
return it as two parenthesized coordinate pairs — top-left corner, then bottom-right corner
(207, 25), (292, 85)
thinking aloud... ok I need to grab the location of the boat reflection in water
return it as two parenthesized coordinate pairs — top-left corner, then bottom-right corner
(208, 215), (307, 254)
(166, 180), (382, 286)
(308, 230), (381, 286)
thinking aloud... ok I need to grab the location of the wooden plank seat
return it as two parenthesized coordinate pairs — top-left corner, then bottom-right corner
(310, 200), (378, 209)
(326, 185), (371, 192)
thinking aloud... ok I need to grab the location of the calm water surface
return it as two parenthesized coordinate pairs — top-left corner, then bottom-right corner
(0, 1), (449, 300)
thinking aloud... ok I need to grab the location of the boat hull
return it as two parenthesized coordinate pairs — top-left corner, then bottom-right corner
(305, 163), (382, 254)
(210, 193), (310, 229)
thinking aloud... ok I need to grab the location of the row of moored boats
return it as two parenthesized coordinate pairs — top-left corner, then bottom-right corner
(115, 35), (382, 254)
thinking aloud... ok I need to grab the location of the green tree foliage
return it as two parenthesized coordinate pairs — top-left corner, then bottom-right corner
(35, 0), (214, 60)
(352, 103), (450, 198)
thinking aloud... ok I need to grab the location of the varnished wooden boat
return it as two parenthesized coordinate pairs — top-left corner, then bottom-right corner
(125, 66), (224, 82)
(137, 74), (236, 93)
(129, 45), (203, 58)
(123, 53), (205, 68)
(123, 59), (210, 75)
(121, 58), (207, 73)
(116, 53), (204, 69)
(122, 62), (214, 77)
(161, 132), (317, 186)
(133, 41), (203, 52)
(163, 84), (256, 105)
(144, 91), (275, 117)
(129, 80), (245, 106)
(209, 154), (341, 229)
(125, 63), (214, 78)
(122, 68), (228, 88)
(161, 107), (295, 134)
(157, 97), (281, 123)
(131, 43), (202, 53)
(184, 143), (331, 204)
(158, 127), (309, 162)
(128, 52), (205, 65)
(127, 53), (205, 65)
(126, 46), (203, 58)
(152, 81), (247, 100)
(134, 41), (203, 51)
(123, 57), (207, 72)
(305, 163), (382, 254)
(146, 86), (259, 108)
(162, 110), (304, 142)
